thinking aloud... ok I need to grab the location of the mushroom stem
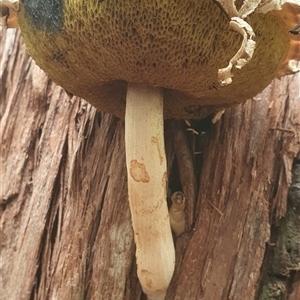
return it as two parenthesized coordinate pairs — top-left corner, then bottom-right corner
(169, 191), (186, 237)
(125, 83), (175, 300)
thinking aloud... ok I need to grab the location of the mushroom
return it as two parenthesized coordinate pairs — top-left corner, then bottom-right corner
(1, 0), (299, 299)
(125, 83), (174, 299)
(169, 191), (186, 237)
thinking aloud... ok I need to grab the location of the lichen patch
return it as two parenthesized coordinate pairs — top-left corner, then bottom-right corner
(151, 136), (163, 165)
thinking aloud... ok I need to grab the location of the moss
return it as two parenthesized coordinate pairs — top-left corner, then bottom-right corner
(258, 277), (286, 300)
(272, 163), (300, 275)
(257, 159), (300, 300)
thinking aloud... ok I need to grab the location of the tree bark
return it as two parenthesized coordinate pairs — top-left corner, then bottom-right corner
(1, 29), (299, 300)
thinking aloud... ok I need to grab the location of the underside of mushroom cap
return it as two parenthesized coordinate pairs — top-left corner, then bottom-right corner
(15, 0), (300, 119)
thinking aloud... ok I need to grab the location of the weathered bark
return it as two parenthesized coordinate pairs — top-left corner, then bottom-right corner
(1, 29), (299, 300)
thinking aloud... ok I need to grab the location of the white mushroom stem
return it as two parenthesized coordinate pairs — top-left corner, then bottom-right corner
(125, 83), (175, 300)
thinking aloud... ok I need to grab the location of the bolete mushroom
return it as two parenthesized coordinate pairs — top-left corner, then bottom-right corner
(1, 0), (299, 299)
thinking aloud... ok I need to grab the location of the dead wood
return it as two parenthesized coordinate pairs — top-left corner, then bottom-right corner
(1, 29), (299, 300)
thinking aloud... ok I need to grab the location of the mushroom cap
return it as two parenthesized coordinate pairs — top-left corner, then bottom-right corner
(17, 0), (299, 119)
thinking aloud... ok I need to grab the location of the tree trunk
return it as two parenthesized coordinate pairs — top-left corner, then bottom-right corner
(1, 29), (299, 300)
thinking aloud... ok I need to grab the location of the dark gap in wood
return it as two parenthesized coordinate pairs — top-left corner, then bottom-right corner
(96, 110), (102, 127)
(49, 211), (59, 258)
(1, 192), (19, 210)
(168, 154), (182, 200)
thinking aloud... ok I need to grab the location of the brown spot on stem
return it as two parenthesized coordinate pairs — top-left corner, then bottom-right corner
(140, 269), (154, 289)
(161, 172), (167, 188)
(129, 160), (150, 183)
(151, 136), (163, 165)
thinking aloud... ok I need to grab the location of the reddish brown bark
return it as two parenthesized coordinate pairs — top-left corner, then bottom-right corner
(1, 29), (299, 300)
